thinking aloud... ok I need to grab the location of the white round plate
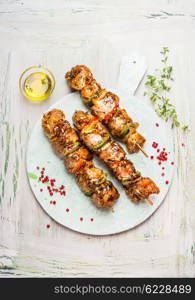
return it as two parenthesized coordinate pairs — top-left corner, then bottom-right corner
(26, 90), (174, 235)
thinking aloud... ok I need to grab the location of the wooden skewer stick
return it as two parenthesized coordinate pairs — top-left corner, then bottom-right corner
(136, 143), (149, 158)
(146, 198), (153, 205)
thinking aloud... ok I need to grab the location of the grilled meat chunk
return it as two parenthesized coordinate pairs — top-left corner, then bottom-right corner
(51, 125), (80, 158)
(64, 146), (92, 174)
(91, 92), (119, 121)
(107, 107), (133, 138)
(112, 159), (140, 185)
(124, 178), (160, 203)
(72, 110), (93, 131)
(80, 79), (102, 105)
(42, 110), (80, 157)
(91, 180), (119, 208)
(65, 65), (93, 90)
(98, 141), (126, 169)
(123, 128), (146, 153)
(76, 161), (107, 195)
(42, 109), (65, 139)
(80, 122), (110, 151)
(73, 111), (110, 151)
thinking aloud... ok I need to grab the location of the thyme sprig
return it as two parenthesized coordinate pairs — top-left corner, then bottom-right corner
(144, 47), (188, 131)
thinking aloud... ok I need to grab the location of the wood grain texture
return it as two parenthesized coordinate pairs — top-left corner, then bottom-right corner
(0, 0), (195, 277)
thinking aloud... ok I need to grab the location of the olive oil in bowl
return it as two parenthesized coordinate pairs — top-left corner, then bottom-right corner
(19, 66), (55, 102)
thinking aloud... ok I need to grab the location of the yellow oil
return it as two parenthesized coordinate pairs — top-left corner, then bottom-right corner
(23, 72), (52, 101)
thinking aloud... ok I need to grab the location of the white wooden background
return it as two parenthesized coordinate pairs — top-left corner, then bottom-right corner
(0, 0), (195, 277)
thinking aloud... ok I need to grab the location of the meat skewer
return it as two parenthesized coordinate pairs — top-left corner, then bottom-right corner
(65, 65), (147, 155)
(42, 109), (119, 208)
(73, 110), (160, 203)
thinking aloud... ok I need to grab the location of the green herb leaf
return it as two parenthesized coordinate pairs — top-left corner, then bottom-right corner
(144, 47), (189, 132)
(182, 125), (189, 132)
(28, 172), (38, 180)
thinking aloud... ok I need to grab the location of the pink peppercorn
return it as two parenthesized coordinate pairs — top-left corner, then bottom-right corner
(152, 142), (158, 149)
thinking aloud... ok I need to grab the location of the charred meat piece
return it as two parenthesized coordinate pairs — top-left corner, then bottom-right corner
(42, 109), (65, 139)
(42, 110), (79, 158)
(65, 65), (93, 90)
(51, 125), (81, 158)
(80, 80), (102, 105)
(76, 161), (107, 195)
(123, 128), (146, 153)
(64, 146), (92, 174)
(91, 180), (119, 208)
(91, 88), (108, 105)
(91, 92), (119, 121)
(98, 141), (126, 169)
(81, 122), (110, 151)
(107, 107), (133, 138)
(73, 111), (110, 151)
(124, 178), (160, 203)
(72, 110), (94, 131)
(112, 159), (141, 185)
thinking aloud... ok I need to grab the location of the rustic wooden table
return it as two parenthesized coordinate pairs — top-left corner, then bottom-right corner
(0, 0), (194, 277)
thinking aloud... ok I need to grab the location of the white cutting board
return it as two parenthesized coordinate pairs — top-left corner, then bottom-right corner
(26, 55), (174, 235)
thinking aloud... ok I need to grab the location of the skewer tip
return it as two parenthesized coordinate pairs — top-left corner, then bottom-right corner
(146, 198), (153, 205)
(136, 143), (149, 158)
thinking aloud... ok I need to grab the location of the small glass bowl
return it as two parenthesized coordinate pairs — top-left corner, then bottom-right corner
(19, 65), (55, 102)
